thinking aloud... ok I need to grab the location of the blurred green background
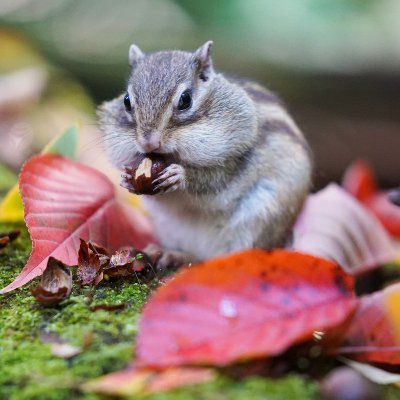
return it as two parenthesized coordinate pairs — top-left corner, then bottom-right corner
(0, 0), (399, 188)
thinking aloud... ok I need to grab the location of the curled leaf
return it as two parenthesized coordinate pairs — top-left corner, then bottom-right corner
(77, 239), (109, 286)
(104, 248), (152, 277)
(30, 257), (72, 305)
(340, 357), (400, 385)
(293, 184), (396, 274)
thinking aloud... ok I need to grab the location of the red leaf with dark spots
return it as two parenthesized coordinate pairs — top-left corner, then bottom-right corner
(136, 249), (356, 368)
(1, 154), (156, 293)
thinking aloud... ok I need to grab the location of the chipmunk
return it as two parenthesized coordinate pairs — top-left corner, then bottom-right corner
(98, 41), (312, 269)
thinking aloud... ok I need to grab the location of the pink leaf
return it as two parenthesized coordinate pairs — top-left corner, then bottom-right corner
(1, 154), (155, 293)
(293, 184), (396, 275)
(333, 283), (400, 365)
(343, 161), (400, 237)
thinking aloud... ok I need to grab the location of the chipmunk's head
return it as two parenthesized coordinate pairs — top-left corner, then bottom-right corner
(98, 41), (256, 168)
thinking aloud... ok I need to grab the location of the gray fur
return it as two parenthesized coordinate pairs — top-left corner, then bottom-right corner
(98, 42), (312, 263)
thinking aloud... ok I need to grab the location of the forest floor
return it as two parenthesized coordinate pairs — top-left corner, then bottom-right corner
(0, 221), (320, 400)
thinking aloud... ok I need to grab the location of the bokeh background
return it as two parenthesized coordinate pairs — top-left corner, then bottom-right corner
(1, 0), (399, 190)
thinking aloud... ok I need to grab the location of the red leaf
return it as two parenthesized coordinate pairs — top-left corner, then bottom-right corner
(1, 154), (155, 293)
(293, 184), (396, 274)
(343, 161), (400, 237)
(342, 160), (377, 202)
(136, 249), (356, 368)
(334, 283), (400, 365)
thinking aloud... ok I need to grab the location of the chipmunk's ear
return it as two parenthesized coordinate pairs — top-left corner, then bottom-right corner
(194, 41), (214, 81)
(129, 44), (145, 68)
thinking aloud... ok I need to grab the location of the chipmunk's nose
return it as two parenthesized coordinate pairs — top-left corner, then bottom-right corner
(138, 133), (161, 153)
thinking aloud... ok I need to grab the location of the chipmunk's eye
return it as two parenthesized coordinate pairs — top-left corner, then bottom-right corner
(124, 93), (132, 112)
(178, 90), (192, 111)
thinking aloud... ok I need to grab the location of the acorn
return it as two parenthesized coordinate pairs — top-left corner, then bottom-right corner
(122, 153), (167, 195)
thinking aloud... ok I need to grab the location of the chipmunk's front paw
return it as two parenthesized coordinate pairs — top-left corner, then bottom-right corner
(153, 164), (186, 194)
(143, 244), (194, 271)
(120, 170), (137, 194)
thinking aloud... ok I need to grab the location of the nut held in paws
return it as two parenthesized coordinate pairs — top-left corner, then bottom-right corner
(123, 154), (167, 195)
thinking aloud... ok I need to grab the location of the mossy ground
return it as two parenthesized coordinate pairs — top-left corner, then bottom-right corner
(2, 223), (398, 400)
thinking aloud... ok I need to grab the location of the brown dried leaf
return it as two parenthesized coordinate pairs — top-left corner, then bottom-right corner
(0, 237), (10, 249)
(0, 229), (20, 249)
(90, 303), (126, 312)
(77, 239), (110, 285)
(104, 248), (151, 277)
(30, 257), (72, 305)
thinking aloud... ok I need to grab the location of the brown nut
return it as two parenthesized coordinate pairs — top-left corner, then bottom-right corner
(124, 153), (167, 195)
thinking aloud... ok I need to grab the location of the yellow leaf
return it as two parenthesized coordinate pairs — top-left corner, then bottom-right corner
(384, 283), (400, 343)
(0, 185), (23, 222)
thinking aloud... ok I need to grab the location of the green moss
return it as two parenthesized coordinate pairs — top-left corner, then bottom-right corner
(140, 375), (318, 400)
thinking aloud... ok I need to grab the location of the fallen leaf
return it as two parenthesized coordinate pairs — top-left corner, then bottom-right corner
(0, 237), (10, 249)
(0, 125), (78, 223)
(0, 185), (24, 222)
(0, 229), (20, 249)
(340, 357), (400, 385)
(77, 239), (109, 285)
(1, 154), (155, 293)
(293, 184), (396, 274)
(343, 161), (400, 237)
(30, 256), (72, 305)
(50, 343), (82, 359)
(104, 248), (152, 277)
(342, 160), (377, 202)
(0, 229), (20, 241)
(90, 303), (126, 312)
(333, 282), (400, 365)
(320, 366), (381, 400)
(83, 366), (215, 396)
(136, 249), (356, 368)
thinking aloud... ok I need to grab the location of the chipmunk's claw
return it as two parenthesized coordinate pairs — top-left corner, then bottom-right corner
(153, 164), (186, 194)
